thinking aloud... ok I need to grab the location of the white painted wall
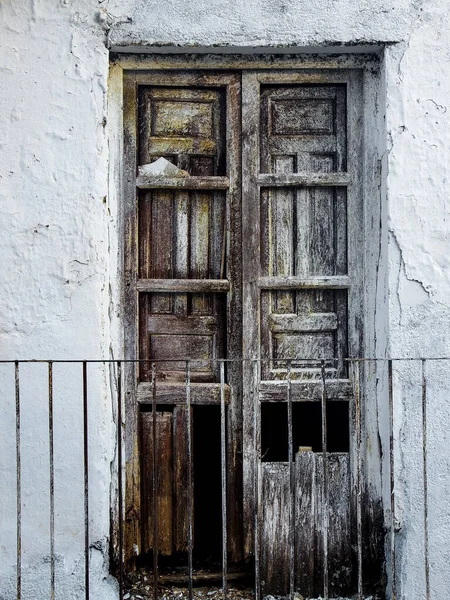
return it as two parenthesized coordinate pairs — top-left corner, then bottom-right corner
(1, 0), (449, 598)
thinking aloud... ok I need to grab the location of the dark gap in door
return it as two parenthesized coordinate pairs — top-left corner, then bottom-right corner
(261, 401), (350, 461)
(193, 405), (223, 563)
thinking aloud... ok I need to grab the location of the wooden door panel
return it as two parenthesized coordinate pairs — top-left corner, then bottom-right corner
(138, 85), (227, 382)
(260, 84), (347, 173)
(259, 84), (348, 380)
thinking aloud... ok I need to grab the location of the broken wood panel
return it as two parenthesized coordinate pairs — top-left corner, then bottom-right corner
(173, 405), (192, 552)
(261, 463), (290, 596)
(295, 452), (352, 598)
(141, 412), (173, 556)
(139, 86), (226, 175)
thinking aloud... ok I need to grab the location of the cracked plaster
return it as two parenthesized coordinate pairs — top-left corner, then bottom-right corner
(1, 0), (450, 598)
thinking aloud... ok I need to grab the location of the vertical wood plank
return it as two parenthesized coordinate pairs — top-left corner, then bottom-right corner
(141, 412), (174, 556)
(173, 405), (191, 552)
(261, 463), (290, 596)
(225, 74), (243, 561)
(150, 191), (174, 313)
(295, 451), (316, 598)
(123, 71), (141, 566)
(242, 71), (261, 555)
(173, 191), (189, 316)
(190, 191), (211, 315)
(272, 156), (295, 314)
(295, 452), (352, 598)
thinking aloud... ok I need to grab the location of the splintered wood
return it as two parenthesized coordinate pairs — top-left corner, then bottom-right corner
(261, 453), (352, 598)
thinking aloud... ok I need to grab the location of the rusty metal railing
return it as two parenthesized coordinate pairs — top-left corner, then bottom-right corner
(3, 357), (446, 600)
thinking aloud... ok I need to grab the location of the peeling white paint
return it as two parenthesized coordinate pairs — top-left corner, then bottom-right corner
(1, 0), (450, 598)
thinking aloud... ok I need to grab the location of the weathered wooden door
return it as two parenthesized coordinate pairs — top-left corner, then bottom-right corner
(241, 71), (363, 597)
(124, 72), (242, 562)
(124, 68), (366, 595)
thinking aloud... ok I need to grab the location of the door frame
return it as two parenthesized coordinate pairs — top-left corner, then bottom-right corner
(116, 53), (382, 573)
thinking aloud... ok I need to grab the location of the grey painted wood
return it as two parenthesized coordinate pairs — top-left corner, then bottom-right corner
(137, 176), (229, 190)
(136, 279), (230, 293)
(137, 382), (230, 404)
(259, 379), (353, 401)
(258, 275), (351, 289)
(261, 463), (290, 596)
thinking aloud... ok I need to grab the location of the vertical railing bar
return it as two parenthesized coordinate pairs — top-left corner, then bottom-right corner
(117, 361), (124, 600)
(254, 358), (261, 600)
(48, 362), (55, 600)
(353, 359), (363, 600)
(320, 360), (329, 600)
(15, 361), (21, 600)
(388, 359), (396, 600)
(220, 360), (228, 600)
(151, 363), (158, 600)
(287, 360), (295, 600)
(186, 360), (194, 600)
(83, 361), (90, 600)
(422, 359), (430, 600)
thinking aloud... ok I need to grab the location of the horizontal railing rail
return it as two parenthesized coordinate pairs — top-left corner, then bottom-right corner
(2, 357), (446, 600)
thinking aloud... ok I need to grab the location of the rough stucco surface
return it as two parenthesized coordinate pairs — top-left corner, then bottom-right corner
(1, 0), (450, 598)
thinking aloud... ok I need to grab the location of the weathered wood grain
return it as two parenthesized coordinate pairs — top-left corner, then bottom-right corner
(137, 176), (229, 190)
(258, 275), (351, 289)
(257, 173), (350, 186)
(136, 279), (230, 293)
(261, 463), (290, 596)
(261, 454), (352, 597)
(259, 379), (353, 401)
(123, 71), (141, 566)
(173, 406), (191, 552)
(141, 412), (174, 556)
(137, 382), (230, 404)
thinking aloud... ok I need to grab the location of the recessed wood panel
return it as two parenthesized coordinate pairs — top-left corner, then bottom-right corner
(273, 332), (335, 361)
(152, 100), (214, 138)
(271, 98), (335, 136)
(150, 334), (213, 373)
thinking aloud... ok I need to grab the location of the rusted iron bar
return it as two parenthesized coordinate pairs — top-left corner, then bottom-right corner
(83, 361), (90, 600)
(353, 360), (363, 600)
(48, 362), (55, 600)
(287, 361), (295, 600)
(220, 360), (228, 600)
(15, 361), (21, 600)
(388, 360), (396, 600)
(152, 363), (158, 600)
(253, 359), (261, 600)
(117, 361), (124, 600)
(320, 361), (329, 600)
(186, 360), (194, 600)
(4, 356), (450, 364)
(421, 359), (430, 600)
